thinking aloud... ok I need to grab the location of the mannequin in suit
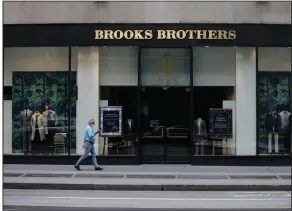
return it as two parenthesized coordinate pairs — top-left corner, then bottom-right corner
(20, 108), (33, 154)
(276, 110), (291, 154)
(42, 105), (58, 146)
(194, 118), (207, 155)
(276, 111), (291, 135)
(31, 111), (45, 153)
(265, 111), (279, 154)
(123, 119), (136, 155)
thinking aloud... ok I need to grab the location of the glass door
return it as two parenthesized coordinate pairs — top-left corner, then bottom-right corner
(139, 48), (191, 164)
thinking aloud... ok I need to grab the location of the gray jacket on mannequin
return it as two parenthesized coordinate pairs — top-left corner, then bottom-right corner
(194, 118), (207, 136)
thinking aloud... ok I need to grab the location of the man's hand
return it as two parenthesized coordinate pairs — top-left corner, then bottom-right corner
(94, 129), (101, 135)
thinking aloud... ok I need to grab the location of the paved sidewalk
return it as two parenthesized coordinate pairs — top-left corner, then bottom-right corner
(4, 165), (291, 191)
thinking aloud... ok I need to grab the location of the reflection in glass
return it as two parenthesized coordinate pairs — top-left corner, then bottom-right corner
(12, 72), (75, 155)
(258, 72), (291, 155)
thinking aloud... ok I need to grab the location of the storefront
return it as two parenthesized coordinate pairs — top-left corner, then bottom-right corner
(3, 23), (291, 165)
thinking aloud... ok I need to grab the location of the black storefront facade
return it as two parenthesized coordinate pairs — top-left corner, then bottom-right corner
(3, 23), (292, 166)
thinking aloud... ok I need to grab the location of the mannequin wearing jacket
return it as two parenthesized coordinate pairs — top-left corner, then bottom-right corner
(276, 110), (291, 154)
(265, 111), (279, 153)
(275, 111), (291, 135)
(20, 108), (33, 153)
(31, 111), (45, 152)
(42, 109), (58, 146)
(194, 118), (207, 155)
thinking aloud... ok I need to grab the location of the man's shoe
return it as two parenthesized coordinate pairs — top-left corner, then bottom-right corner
(95, 167), (103, 171)
(74, 165), (82, 171)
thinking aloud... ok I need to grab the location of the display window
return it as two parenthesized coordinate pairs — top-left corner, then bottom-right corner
(257, 47), (291, 155)
(4, 47), (75, 155)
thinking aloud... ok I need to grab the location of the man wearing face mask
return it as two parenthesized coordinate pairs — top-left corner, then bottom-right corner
(74, 119), (103, 171)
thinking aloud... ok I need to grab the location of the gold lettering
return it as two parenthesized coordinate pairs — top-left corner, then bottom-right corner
(185, 30), (195, 39)
(167, 30), (176, 39)
(217, 30), (228, 40)
(144, 30), (153, 39)
(94, 30), (104, 39)
(176, 30), (187, 39)
(195, 30), (208, 39)
(104, 30), (114, 39)
(157, 30), (167, 39)
(124, 30), (134, 39)
(113, 30), (123, 39)
(208, 30), (218, 39)
(228, 30), (236, 40)
(133, 30), (144, 39)
(94, 29), (236, 40)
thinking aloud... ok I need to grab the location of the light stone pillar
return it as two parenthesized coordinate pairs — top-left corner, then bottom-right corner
(235, 47), (257, 155)
(76, 47), (100, 155)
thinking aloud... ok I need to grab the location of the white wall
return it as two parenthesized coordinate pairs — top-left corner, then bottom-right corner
(4, 47), (70, 86)
(4, 2), (291, 24)
(193, 47), (236, 86)
(3, 101), (13, 154)
(99, 47), (138, 86)
(258, 47), (291, 72)
(235, 47), (257, 155)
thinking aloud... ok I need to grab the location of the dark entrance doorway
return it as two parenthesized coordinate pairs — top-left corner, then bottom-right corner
(139, 47), (192, 164)
(140, 87), (191, 163)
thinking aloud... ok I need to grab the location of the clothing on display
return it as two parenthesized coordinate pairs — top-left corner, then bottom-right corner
(268, 132), (279, 153)
(265, 110), (291, 154)
(20, 109), (33, 153)
(43, 109), (58, 146)
(275, 111), (291, 135)
(265, 111), (278, 133)
(194, 135), (206, 155)
(30, 111), (45, 142)
(193, 118), (207, 155)
(194, 118), (207, 136)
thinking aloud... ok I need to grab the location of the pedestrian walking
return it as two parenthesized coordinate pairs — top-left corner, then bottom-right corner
(74, 119), (103, 171)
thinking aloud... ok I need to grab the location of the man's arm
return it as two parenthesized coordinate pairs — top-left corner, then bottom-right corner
(87, 127), (100, 139)
(86, 127), (95, 140)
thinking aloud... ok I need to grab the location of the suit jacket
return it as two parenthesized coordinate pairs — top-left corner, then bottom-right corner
(42, 110), (58, 134)
(275, 111), (291, 134)
(123, 119), (135, 135)
(194, 118), (207, 136)
(20, 109), (33, 132)
(30, 112), (45, 141)
(265, 113), (277, 133)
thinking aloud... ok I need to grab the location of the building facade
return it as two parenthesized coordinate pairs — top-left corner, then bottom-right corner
(3, 2), (291, 165)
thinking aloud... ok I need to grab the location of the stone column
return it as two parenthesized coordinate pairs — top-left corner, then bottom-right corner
(235, 47), (257, 155)
(76, 47), (100, 155)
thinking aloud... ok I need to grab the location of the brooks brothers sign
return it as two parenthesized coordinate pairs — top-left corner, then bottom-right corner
(94, 29), (236, 40)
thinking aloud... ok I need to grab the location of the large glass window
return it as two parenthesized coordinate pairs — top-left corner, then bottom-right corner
(257, 47), (291, 155)
(193, 47), (236, 156)
(4, 47), (73, 155)
(99, 47), (138, 156)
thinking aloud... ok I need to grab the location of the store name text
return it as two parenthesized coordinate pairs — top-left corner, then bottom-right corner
(94, 29), (236, 40)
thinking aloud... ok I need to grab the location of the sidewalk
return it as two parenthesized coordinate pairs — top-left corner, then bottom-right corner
(4, 165), (291, 191)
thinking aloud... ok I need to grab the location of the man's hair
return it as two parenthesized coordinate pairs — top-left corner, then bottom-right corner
(88, 119), (95, 123)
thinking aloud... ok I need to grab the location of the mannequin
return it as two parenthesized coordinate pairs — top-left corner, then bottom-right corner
(276, 110), (291, 154)
(194, 118), (207, 155)
(31, 111), (45, 153)
(42, 105), (58, 146)
(20, 107), (33, 154)
(265, 111), (279, 153)
(276, 110), (291, 135)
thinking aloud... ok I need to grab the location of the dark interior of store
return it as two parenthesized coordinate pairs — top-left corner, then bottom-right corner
(101, 86), (235, 158)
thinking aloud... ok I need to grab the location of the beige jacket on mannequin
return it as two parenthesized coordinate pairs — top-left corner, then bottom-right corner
(30, 112), (45, 141)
